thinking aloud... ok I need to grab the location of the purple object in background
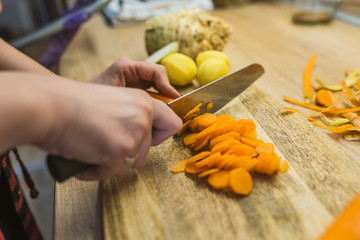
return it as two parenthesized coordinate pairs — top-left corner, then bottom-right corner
(40, 0), (94, 68)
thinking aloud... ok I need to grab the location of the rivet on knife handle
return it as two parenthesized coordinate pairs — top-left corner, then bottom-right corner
(46, 155), (93, 182)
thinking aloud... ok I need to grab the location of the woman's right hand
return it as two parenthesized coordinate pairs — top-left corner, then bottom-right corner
(0, 72), (182, 181)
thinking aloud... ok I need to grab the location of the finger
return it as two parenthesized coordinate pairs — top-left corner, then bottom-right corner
(135, 62), (181, 98)
(75, 164), (122, 181)
(75, 154), (137, 180)
(132, 127), (151, 168)
(151, 99), (182, 146)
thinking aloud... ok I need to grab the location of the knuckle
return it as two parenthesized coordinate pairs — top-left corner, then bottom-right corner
(157, 64), (167, 73)
(113, 57), (131, 68)
(110, 137), (136, 157)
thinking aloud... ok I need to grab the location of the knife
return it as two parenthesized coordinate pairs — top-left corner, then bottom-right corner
(47, 63), (265, 182)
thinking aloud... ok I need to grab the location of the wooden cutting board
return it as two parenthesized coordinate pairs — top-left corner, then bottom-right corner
(102, 86), (360, 240)
(54, 2), (360, 239)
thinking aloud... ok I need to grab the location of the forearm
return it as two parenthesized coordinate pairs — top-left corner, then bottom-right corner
(0, 38), (55, 75)
(0, 72), (54, 153)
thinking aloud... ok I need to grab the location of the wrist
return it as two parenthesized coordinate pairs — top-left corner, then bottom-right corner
(0, 72), (56, 151)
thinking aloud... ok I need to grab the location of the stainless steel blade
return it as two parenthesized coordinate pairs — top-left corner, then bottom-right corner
(168, 63), (265, 119)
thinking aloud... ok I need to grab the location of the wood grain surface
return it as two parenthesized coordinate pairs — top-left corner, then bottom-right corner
(55, 2), (360, 240)
(103, 86), (360, 240)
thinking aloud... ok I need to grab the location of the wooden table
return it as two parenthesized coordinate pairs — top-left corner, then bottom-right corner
(54, 2), (360, 239)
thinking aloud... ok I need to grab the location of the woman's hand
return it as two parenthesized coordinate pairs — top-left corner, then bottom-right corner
(89, 57), (181, 99)
(0, 72), (182, 181)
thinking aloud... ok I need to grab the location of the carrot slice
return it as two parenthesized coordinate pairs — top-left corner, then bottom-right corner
(170, 159), (188, 173)
(206, 102), (213, 111)
(183, 103), (202, 122)
(256, 143), (275, 154)
(255, 152), (281, 175)
(303, 55), (316, 102)
(311, 122), (354, 133)
(196, 152), (221, 168)
(226, 144), (256, 156)
(186, 151), (211, 164)
(207, 170), (230, 189)
(211, 139), (241, 154)
(177, 119), (191, 136)
(198, 168), (219, 178)
(340, 80), (360, 106)
(284, 96), (360, 114)
(210, 132), (241, 149)
(279, 107), (316, 121)
(318, 193), (360, 240)
(146, 91), (175, 103)
(197, 113), (217, 131)
(185, 161), (208, 174)
(192, 135), (211, 151)
(183, 133), (197, 145)
(276, 158), (289, 174)
(229, 168), (253, 195)
(236, 119), (257, 137)
(316, 89), (337, 107)
(240, 136), (264, 148)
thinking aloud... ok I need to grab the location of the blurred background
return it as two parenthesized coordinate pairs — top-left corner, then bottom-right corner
(1, 0), (360, 65)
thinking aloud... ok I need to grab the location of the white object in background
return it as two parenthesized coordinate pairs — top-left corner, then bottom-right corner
(103, 0), (214, 25)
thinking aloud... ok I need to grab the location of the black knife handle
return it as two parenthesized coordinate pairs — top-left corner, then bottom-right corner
(47, 155), (93, 182)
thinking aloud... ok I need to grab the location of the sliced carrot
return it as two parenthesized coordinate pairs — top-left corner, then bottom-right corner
(279, 107), (316, 121)
(211, 139), (241, 154)
(205, 102), (213, 111)
(198, 168), (219, 178)
(284, 96), (360, 114)
(217, 154), (237, 169)
(183, 133), (197, 145)
(172, 109), (288, 195)
(236, 119), (257, 137)
(188, 117), (201, 132)
(170, 159), (188, 173)
(183, 103), (202, 122)
(226, 144), (256, 156)
(192, 135), (211, 151)
(183, 113), (200, 123)
(303, 55), (316, 101)
(311, 122), (354, 133)
(284, 96), (326, 111)
(211, 123), (236, 139)
(318, 193), (360, 240)
(177, 119), (191, 136)
(354, 78), (360, 90)
(255, 152), (281, 175)
(215, 114), (235, 123)
(146, 90), (175, 103)
(185, 161), (208, 174)
(340, 80), (360, 107)
(229, 168), (253, 195)
(240, 136), (264, 148)
(186, 151), (211, 164)
(315, 89), (338, 107)
(209, 132), (241, 149)
(256, 143), (275, 154)
(207, 170), (230, 189)
(196, 152), (221, 168)
(276, 158), (289, 174)
(197, 113), (217, 131)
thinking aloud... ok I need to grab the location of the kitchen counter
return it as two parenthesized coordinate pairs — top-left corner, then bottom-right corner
(54, 2), (360, 239)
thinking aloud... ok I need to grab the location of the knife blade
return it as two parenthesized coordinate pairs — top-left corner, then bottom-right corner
(168, 63), (264, 119)
(47, 63), (264, 182)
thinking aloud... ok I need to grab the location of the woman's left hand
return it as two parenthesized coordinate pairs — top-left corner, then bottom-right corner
(89, 57), (181, 99)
